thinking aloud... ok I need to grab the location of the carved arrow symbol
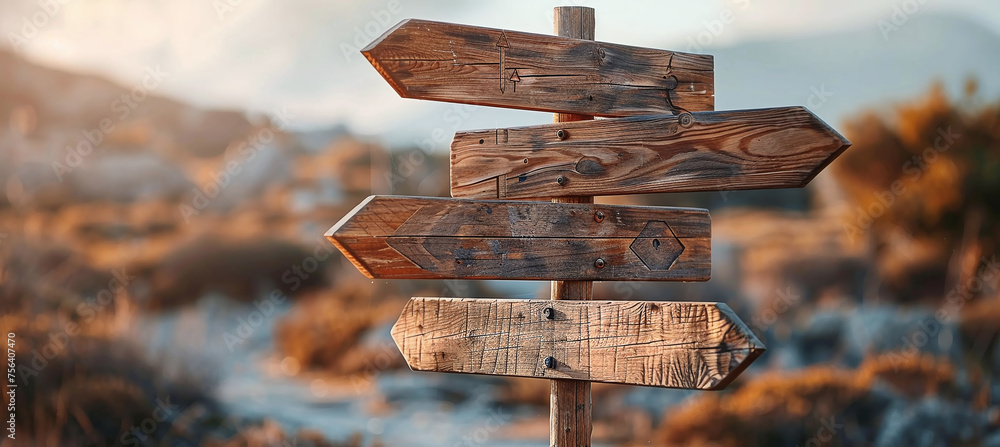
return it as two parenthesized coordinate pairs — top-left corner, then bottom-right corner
(508, 69), (520, 93)
(496, 31), (509, 93)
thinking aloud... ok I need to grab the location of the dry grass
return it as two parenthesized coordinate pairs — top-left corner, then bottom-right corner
(275, 282), (406, 375)
(204, 419), (364, 447)
(139, 235), (333, 309)
(0, 237), (356, 445)
(960, 295), (1000, 376)
(858, 352), (956, 399)
(0, 239), (117, 315)
(6, 315), (215, 445)
(651, 353), (961, 447)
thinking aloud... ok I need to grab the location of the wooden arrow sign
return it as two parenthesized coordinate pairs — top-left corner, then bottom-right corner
(326, 196), (710, 281)
(362, 19), (715, 117)
(391, 297), (765, 389)
(450, 106), (852, 199)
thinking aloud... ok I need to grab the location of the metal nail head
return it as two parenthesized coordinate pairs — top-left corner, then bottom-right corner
(679, 113), (694, 128)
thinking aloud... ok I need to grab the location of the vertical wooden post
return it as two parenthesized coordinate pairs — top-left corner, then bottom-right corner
(550, 6), (595, 447)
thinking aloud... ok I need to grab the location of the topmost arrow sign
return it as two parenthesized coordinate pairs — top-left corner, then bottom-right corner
(362, 19), (715, 116)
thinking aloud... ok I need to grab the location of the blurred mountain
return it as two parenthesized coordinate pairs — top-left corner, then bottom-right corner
(711, 13), (1000, 117)
(0, 48), (249, 208)
(0, 48), (349, 212)
(0, 49), (256, 158)
(615, 13), (1000, 211)
(0, 46), (454, 271)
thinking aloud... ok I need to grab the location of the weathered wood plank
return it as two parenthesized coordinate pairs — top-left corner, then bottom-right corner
(390, 297), (765, 390)
(326, 196), (711, 281)
(550, 7), (596, 446)
(450, 106), (852, 199)
(362, 19), (714, 117)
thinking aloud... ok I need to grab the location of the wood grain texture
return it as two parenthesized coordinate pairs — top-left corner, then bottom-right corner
(550, 194), (595, 300)
(361, 19), (714, 117)
(326, 195), (711, 281)
(551, 7), (595, 446)
(450, 106), (852, 199)
(390, 297), (765, 390)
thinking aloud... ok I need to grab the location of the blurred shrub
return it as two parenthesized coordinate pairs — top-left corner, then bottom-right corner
(0, 238), (117, 315)
(275, 283), (404, 375)
(8, 317), (214, 446)
(6, 314), (361, 446)
(204, 419), (363, 447)
(833, 81), (1000, 301)
(652, 354), (969, 447)
(858, 353), (955, 399)
(960, 297), (1000, 377)
(142, 235), (331, 309)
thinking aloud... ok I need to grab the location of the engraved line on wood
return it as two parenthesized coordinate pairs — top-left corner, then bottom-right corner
(497, 30), (508, 93)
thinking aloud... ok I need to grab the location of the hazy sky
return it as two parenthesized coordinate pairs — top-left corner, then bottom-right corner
(3, 0), (1000, 135)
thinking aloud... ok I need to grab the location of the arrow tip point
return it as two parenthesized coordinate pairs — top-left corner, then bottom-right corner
(706, 303), (766, 390)
(360, 19), (410, 53)
(496, 30), (510, 48)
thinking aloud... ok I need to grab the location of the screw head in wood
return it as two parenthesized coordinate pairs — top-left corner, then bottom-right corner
(679, 113), (694, 128)
(544, 356), (556, 369)
(543, 307), (554, 319)
(594, 211), (605, 222)
(556, 175), (568, 186)
(595, 258), (606, 269)
(556, 129), (567, 140)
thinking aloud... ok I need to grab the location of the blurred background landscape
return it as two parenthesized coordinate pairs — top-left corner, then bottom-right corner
(2, 0), (1000, 445)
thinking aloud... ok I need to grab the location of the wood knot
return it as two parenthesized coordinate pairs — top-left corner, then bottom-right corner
(575, 157), (604, 175)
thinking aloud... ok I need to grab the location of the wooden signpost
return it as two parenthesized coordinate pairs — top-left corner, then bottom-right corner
(326, 195), (711, 281)
(391, 298), (764, 390)
(451, 106), (852, 199)
(329, 7), (851, 446)
(362, 19), (714, 116)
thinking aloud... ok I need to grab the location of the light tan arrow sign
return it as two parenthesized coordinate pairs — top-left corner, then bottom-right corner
(451, 106), (852, 198)
(391, 297), (765, 389)
(326, 196), (710, 281)
(362, 19), (715, 116)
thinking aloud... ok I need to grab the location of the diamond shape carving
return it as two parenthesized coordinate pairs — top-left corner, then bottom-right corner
(629, 221), (685, 271)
